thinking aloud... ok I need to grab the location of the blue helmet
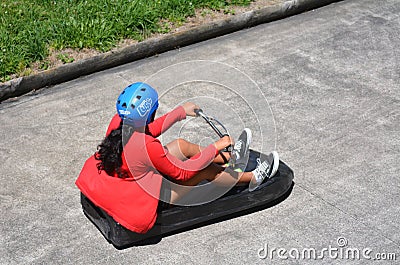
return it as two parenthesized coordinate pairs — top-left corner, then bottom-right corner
(116, 82), (159, 127)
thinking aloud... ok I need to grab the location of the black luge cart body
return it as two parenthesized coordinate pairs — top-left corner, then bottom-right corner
(80, 150), (294, 249)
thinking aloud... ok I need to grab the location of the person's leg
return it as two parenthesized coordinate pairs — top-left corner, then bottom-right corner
(169, 163), (254, 204)
(165, 138), (230, 164)
(164, 136), (265, 204)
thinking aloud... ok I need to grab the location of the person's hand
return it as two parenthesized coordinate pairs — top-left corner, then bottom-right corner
(182, 102), (200, 117)
(213, 135), (233, 151)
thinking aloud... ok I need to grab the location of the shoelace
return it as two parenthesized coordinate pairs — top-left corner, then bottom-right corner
(233, 140), (243, 159)
(253, 158), (270, 182)
(234, 140), (243, 152)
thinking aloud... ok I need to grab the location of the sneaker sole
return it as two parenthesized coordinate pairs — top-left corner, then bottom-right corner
(243, 128), (252, 149)
(269, 151), (279, 178)
(232, 128), (252, 168)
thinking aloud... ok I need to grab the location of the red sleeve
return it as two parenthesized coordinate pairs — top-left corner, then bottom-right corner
(105, 107), (185, 138)
(146, 106), (186, 138)
(106, 114), (122, 136)
(146, 140), (218, 182)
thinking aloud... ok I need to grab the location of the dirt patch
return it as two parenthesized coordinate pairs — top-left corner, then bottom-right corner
(24, 0), (284, 78)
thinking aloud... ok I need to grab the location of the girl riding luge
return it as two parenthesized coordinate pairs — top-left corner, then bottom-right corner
(76, 82), (278, 233)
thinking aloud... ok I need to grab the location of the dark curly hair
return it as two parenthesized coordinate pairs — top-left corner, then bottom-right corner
(95, 122), (135, 178)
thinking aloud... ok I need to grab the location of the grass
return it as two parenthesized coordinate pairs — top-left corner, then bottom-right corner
(0, 0), (253, 82)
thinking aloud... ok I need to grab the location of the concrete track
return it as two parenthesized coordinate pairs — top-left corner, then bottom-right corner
(1, 0), (399, 263)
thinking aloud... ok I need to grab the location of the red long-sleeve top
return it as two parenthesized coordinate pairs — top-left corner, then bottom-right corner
(76, 106), (218, 233)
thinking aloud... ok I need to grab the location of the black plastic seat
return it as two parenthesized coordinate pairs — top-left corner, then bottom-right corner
(80, 150), (294, 249)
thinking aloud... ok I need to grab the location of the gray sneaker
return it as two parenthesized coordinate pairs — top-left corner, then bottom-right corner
(230, 128), (252, 172)
(248, 151), (279, 192)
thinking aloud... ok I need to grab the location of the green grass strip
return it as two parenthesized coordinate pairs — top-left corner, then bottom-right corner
(0, 0), (252, 82)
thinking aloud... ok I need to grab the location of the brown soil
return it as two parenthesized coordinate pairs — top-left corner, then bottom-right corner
(22, 0), (284, 78)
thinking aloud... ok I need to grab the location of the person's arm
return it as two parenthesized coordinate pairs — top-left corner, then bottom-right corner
(146, 140), (218, 182)
(146, 106), (186, 138)
(147, 102), (199, 138)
